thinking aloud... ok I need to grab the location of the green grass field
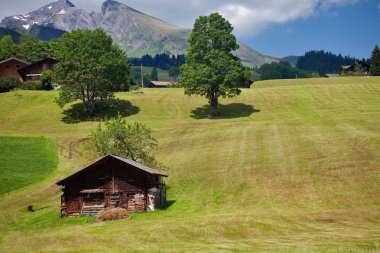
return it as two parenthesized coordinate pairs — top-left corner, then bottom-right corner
(0, 136), (58, 195)
(0, 77), (379, 252)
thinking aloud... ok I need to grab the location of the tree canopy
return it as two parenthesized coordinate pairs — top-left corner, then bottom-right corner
(92, 115), (159, 167)
(296, 50), (368, 75)
(0, 35), (17, 61)
(54, 29), (130, 116)
(370, 45), (380, 76)
(151, 67), (158, 81)
(259, 61), (313, 80)
(168, 66), (180, 81)
(179, 13), (250, 116)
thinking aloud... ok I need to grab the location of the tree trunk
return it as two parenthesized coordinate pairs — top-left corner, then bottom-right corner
(209, 95), (219, 117)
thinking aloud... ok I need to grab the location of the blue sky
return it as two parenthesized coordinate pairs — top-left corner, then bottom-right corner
(241, 0), (380, 58)
(0, 0), (379, 59)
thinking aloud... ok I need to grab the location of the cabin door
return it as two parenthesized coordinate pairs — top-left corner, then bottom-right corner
(67, 201), (81, 213)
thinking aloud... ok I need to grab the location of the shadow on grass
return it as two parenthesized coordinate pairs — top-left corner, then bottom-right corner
(62, 99), (140, 124)
(158, 200), (176, 210)
(191, 103), (260, 119)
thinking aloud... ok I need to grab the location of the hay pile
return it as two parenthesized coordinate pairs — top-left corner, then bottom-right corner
(96, 208), (129, 221)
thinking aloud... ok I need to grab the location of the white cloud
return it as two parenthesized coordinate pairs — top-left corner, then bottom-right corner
(0, 0), (363, 37)
(216, 0), (361, 35)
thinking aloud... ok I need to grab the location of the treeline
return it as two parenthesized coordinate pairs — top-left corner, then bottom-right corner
(296, 50), (369, 75)
(0, 34), (52, 63)
(129, 53), (185, 70)
(256, 61), (316, 80)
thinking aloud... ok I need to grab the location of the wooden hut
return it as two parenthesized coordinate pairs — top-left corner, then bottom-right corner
(0, 57), (30, 80)
(146, 81), (171, 88)
(56, 154), (168, 217)
(18, 57), (58, 82)
(341, 61), (370, 76)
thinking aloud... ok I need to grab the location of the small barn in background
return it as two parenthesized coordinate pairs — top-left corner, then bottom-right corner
(0, 57), (29, 80)
(56, 154), (168, 217)
(323, 73), (340, 78)
(341, 61), (370, 76)
(18, 57), (58, 82)
(146, 81), (172, 88)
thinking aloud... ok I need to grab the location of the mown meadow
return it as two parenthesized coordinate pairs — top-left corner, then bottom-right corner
(0, 77), (379, 252)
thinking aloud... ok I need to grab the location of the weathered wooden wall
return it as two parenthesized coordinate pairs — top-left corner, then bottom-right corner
(61, 158), (164, 216)
(0, 59), (28, 79)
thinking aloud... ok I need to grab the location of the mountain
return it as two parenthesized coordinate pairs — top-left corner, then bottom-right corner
(29, 25), (66, 41)
(0, 27), (22, 43)
(0, 0), (277, 66)
(280, 56), (299, 67)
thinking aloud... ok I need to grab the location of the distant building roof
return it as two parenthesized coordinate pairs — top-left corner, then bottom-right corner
(0, 57), (29, 65)
(324, 73), (340, 78)
(57, 154), (168, 185)
(148, 81), (171, 87)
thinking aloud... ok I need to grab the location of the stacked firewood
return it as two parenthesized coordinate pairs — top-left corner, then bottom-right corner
(127, 193), (145, 212)
(134, 193), (145, 211)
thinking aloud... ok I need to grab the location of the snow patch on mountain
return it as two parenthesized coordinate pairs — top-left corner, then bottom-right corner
(57, 9), (67, 15)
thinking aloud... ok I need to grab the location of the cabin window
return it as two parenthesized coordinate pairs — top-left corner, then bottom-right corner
(16, 65), (20, 68)
(42, 64), (48, 70)
(127, 193), (135, 198)
(5, 65), (10, 68)
(53, 64), (57, 70)
(83, 193), (104, 203)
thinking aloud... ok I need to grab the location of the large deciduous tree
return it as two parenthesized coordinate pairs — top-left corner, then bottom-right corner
(55, 29), (130, 116)
(370, 45), (380, 76)
(92, 115), (159, 167)
(179, 13), (250, 116)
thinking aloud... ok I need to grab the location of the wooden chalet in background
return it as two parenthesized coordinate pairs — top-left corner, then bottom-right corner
(146, 81), (172, 88)
(341, 61), (370, 76)
(18, 57), (58, 82)
(0, 57), (30, 80)
(56, 154), (168, 217)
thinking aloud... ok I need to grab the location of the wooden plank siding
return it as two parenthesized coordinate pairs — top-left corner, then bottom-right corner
(0, 58), (29, 80)
(57, 155), (167, 216)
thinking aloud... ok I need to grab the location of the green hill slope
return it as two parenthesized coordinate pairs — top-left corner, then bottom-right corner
(0, 136), (58, 195)
(0, 77), (379, 252)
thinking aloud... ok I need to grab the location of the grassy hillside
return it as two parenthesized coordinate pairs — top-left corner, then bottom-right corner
(0, 136), (58, 195)
(0, 77), (379, 252)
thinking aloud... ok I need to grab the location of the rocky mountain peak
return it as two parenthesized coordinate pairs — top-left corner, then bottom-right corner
(0, 0), (276, 65)
(102, 0), (122, 14)
(101, 0), (141, 15)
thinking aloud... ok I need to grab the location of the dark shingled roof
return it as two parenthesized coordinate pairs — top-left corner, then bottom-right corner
(56, 154), (168, 185)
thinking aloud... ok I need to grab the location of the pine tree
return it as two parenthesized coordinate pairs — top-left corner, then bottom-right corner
(370, 45), (380, 76)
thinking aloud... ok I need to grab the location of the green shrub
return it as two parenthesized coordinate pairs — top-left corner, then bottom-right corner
(40, 70), (53, 90)
(0, 77), (21, 93)
(21, 81), (43, 90)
